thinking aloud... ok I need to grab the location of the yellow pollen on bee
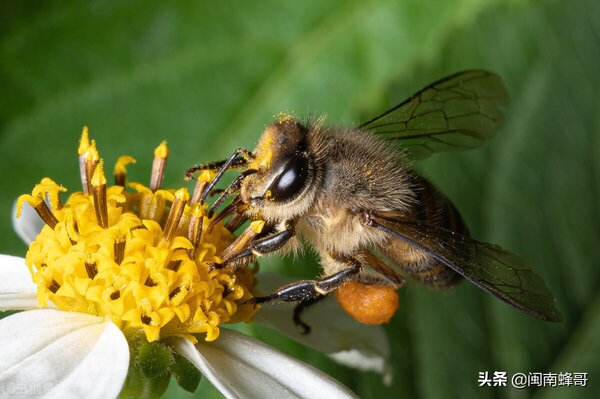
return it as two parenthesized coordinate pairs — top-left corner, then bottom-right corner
(18, 135), (258, 343)
(260, 150), (273, 169)
(250, 220), (265, 234)
(276, 112), (295, 124)
(248, 150), (272, 170)
(249, 127), (275, 170)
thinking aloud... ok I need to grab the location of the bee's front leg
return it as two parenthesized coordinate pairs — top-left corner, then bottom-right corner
(252, 253), (362, 304)
(184, 147), (253, 180)
(222, 221), (295, 264)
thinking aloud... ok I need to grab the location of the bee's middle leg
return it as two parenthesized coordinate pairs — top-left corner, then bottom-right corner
(292, 295), (326, 335)
(252, 253), (362, 304)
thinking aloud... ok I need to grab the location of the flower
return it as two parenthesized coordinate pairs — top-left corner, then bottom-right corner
(15, 134), (257, 344)
(0, 128), (361, 398)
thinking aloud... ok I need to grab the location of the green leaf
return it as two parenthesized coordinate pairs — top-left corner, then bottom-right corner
(399, 1), (600, 398)
(118, 336), (172, 399)
(138, 341), (174, 380)
(534, 294), (600, 399)
(119, 365), (171, 399)
(170, 353), (202, 394)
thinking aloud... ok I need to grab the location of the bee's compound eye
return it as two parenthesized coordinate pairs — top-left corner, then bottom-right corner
(270, 154), (309, 202)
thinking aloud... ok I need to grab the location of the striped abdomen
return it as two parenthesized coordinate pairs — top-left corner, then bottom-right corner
(381, 175), (467, 288)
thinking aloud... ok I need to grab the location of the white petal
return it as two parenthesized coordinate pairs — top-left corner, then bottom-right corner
(329, 350), (392, 386)
(12, 200), (45, 245)
(173, 329), (358, 399)
(0, 254), (38, 310)
(0, 309), (129, 399)
(255, 273), (391, 380)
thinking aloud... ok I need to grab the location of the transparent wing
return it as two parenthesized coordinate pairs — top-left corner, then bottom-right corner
(360, 70), (509, 159)
(368, 213), (562, 322)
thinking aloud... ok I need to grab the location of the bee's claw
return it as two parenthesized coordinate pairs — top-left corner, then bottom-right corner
(207, 261), (224, 271)
(294, 318), (311, 335)
(249, 295), (274, 305)
(242, 295), (276, 307)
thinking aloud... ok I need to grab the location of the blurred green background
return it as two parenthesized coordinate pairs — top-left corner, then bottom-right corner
(1, 0), (598, 398)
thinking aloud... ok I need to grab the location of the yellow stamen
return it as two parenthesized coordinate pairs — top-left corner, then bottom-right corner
(48, 280), (60, 294)
(113, 155), (136, 187)
(114, 238), (126, 264)
(80, 138), (100, 194)
(221, 220), (265, 262)
(190, 170), (216, 204)
(85, 261), (98, 279)
(150, 141), (168, 192)
(77, 126), (91, 194)
(191, 181), (208, 205)
(166, 259), (182, 272)
(91, 160), (108, 229)
(78, 126), (90, 155)
(38, 178), (66, 211)
(21, 135), (259, 343)
(91, 158), (107, 186)
(187, 203), (204, 259)
(16, 179), (66, 228)
(162, 188), (189, 243)
(129, 182), (172, 222)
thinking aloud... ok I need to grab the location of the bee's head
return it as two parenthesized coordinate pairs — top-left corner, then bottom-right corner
(241, 114), (320, 221)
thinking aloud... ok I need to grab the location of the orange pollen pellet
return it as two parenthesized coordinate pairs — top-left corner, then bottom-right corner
(335, 281), (399, 325)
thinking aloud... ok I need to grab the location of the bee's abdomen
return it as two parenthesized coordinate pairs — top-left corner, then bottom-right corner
(410, 261), (463, 288)
(383, 239), (463, 288)
(412, 175), (469, 236)
(383, 175), (467, 288)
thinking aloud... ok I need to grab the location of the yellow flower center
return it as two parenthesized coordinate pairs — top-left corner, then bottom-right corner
(16, 129), (258, 343)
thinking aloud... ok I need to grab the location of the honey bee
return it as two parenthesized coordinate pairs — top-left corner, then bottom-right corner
(186, 70), (562, 328)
